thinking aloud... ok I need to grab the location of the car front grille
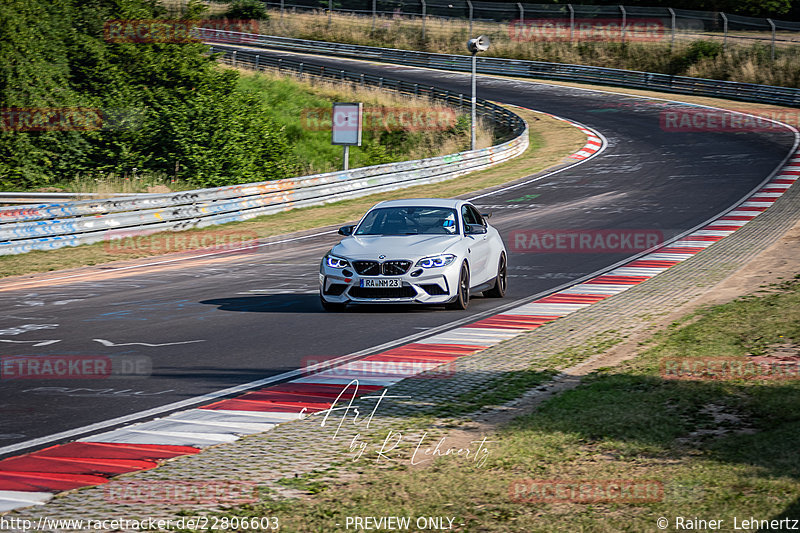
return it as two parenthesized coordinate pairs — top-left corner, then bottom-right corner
(382, 260), (412, 275)
(353, 261), (380, 276)
(352, 260), (412, 276)
(348, 286), (418, 299)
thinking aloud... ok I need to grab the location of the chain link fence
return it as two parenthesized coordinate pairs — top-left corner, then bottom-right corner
(255, 1), (800, 53)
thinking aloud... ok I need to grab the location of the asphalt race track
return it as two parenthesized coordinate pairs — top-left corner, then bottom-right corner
(0, 48), (795, 458)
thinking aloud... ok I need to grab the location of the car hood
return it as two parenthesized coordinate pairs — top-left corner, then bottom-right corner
(332, 234), (461, 260)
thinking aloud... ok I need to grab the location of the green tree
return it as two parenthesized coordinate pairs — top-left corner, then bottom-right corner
(0, 0), (293, 190)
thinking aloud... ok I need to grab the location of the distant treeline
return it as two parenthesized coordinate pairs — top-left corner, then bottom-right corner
(0, 0), (294, 190)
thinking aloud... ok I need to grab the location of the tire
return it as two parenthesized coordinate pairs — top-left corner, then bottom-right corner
(320, 295), (346, 312)
(446, 262), (470, 310)
(484, 253), (507, 298)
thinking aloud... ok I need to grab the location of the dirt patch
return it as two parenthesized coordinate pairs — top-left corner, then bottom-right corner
(674, 403), (757, 447)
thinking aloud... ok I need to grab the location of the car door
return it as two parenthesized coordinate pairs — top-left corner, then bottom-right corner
(461, 204), (491, 285)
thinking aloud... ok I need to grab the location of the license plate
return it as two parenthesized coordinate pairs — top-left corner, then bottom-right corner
(360, 278), (401, 288)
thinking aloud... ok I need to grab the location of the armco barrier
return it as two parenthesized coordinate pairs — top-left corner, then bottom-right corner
(0, 48), (528, 256)
(196, 29), (800, 107)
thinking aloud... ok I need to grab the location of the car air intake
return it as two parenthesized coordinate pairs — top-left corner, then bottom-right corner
(348, 286), (417, 298)
(324, 283), (348, 296)
(420, 284), (448, 296)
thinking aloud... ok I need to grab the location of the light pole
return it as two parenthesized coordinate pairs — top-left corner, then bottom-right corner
(466, 35), (490, 151)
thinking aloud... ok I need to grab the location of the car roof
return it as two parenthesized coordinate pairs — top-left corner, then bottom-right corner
(371, 198), (467, 209)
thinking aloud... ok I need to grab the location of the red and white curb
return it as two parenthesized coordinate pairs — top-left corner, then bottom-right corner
(506, 105), (604, 161)
(0, 118), (796, 515)
(563, 119), (603, 160)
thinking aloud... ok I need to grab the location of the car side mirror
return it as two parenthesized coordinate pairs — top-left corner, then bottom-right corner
(481, 212), (492, 219)
(466, 224), (487, 235)
(338, 225), (355, 236)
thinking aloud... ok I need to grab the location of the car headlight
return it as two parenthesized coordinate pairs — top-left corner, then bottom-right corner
(415, 254), (456, 268)
(325, 255), (350, 269)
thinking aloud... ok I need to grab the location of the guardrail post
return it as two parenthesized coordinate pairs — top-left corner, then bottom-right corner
(720, 12), (728, 51)
(372, 0), (376, 31)
(668, 8), (676, 51)
(568, 4), (575, 44)
(767, 18), (776, 60)
(467, 0), (473, 36)
(421, 0), (427, 41)
(620, 5), (627, 44)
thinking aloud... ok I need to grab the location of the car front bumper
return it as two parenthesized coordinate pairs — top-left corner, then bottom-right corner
(319, 262), (461, 305)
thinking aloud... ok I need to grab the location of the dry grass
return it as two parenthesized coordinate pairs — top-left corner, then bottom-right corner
(53, 173), (193, 197)
(0, 107), (584, 279)
(255, 9), (800, 87)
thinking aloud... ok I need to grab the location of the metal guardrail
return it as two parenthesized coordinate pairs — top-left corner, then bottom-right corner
(0, 192), (149, 205)
(0, 47), (528, 256)
(197, 29), (800, 107)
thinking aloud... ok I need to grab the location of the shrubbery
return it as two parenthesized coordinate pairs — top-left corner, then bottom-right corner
(0, 0), (293, 190)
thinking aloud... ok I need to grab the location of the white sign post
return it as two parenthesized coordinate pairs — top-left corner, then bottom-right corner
(332, 102), (363, 171)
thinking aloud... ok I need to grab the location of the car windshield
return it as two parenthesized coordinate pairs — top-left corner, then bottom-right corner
(355, 207), (458, 235)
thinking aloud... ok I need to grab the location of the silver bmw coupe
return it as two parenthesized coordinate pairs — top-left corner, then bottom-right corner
(319, 198), (507, 311)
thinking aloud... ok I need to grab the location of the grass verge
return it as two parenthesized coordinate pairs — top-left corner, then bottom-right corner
(198, 276), (800, 532)
(0, 106), (584, 279)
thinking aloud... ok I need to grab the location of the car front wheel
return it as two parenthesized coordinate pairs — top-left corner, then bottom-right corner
(446, 262), (470, 310)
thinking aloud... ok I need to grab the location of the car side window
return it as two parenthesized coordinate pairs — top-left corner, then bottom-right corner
(461, 205), (479, 232)
(467, 205), (485, 226)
